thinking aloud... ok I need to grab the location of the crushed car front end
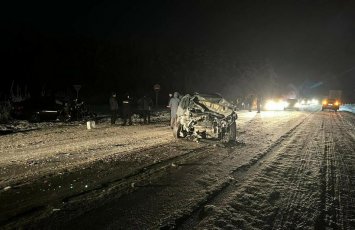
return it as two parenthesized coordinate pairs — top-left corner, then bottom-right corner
(173, 93), (237, 142)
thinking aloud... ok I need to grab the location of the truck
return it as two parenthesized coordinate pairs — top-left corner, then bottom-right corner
(329, 90), (342, 100)
(322, 90), (342, 111)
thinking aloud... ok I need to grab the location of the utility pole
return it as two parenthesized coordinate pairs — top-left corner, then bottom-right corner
(153, 84), (161, 107)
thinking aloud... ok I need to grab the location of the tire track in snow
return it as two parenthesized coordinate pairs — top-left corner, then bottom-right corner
(193, 112), (348, 229)
(46, 112), (310, 230)
(336, 112), (355, 141)
(0, 111), (315, 228)
(0, 126), (175, 187)
(271, 116), (324, 229)
(316, 112), (355, 229)
(175, 112), (314, 229)
(333, 112), (355, 229)
(0, 143), (214, 228)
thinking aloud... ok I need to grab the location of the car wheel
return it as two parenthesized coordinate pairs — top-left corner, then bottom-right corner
(229, 121), (237, 142)
(173, 123), (181, 139)
(222, 122), (236, 143)
(59, 114), (71, 122)
(173, 121), (187, 139)
(30, 113), (40, 123)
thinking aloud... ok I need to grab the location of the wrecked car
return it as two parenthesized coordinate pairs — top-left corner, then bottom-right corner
(11, 97), (96, 122)
(11, 96), (62, 122)
(173, 93), (237, 142)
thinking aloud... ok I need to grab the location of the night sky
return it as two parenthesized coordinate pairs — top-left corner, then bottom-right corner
(2, 0), (355, 102)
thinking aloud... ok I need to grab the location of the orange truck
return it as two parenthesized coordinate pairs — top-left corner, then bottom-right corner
(322, 90), (342, 111)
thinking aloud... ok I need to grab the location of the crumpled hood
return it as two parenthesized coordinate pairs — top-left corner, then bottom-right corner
(193, 94), (235, 117)
(177, 93), (235, 118)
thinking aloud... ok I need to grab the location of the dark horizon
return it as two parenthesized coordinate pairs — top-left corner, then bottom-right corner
(1, 0), (355, 102)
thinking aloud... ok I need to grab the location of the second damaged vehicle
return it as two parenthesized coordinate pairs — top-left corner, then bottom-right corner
(173, 93), (237, 142)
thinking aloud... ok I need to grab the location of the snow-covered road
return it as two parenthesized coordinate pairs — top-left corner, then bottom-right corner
(197, 111), (355, 229)
(0, 110), (354, 229)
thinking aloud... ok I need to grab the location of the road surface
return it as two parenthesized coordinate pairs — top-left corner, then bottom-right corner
(0, 109), (354, 229)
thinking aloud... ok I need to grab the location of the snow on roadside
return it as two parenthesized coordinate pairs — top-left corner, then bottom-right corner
(339, 104), (355, 113)
(0, 111), (172, 188)
(0, 110), (170, 134)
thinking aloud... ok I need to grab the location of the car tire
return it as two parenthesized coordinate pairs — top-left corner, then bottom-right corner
(173, 121), (187, 139)
(229, 121), (237, 142)
(222, 122), (237, 143)
(59, 114), (71, 122)
(30, 113), (40, 123)
(173, 122), (181, 139)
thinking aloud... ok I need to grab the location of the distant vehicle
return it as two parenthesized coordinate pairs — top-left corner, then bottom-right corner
(11, 97), (62, 122)
(309, 98), (319, 105)
(264, 99), (285, 110)
(322, 90), (342, 111)
(322, 98), (340, 111)
(299, 98), (319, 106)
(329, 90), (342, 100)
(300, 98), (310, 106)
(11, 97), (96, 122)
(173, 93), (237, 142)
(284, 99), (300, 111)
(64, 99), (97, 122)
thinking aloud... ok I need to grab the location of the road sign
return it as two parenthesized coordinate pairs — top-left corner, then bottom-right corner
(153, 84), (161, 92)
(153, 84), (161, 106)
(73, 84), (82, 99)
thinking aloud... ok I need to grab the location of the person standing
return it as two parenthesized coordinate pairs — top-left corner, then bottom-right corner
(109, 92), (119, 125)
(168, 92), (180, 129)
(122, 94), (133, 126)
(166, 93), (173, 109)
(138, 95), (153, 124)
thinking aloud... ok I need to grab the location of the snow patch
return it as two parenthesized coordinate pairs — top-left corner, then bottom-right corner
(339, 104), (355, 113)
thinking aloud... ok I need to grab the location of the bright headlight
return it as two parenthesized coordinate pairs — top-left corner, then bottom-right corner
(311, 99), (319, 105)
(265, 100), (285, 110)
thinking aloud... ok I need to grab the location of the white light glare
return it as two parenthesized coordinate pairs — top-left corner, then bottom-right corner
(265, 100), (285, 110)
(311, 99), (319, 105)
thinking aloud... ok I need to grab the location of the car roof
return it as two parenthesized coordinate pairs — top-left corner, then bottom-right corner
(194, 93), (222, 99)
